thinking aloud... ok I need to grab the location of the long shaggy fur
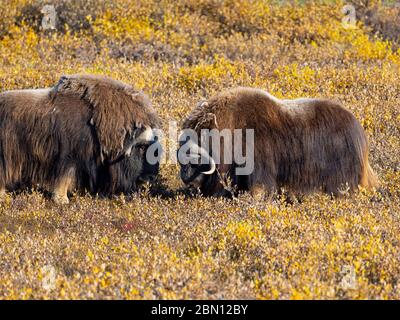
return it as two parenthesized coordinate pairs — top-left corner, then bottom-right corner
(53, 74), (159, 161)
(182, 87), (378, 196)
(0, 74), (159, 201)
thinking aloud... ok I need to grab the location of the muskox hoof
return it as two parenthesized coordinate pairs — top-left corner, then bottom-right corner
(250, 185), (267, 201)
(52, 194), (70, 205)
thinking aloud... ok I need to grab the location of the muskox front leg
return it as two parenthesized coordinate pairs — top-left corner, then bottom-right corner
(52, 167), (76, 204)
(249, 178), (277, 200)
(247, 162), (278, 200)
(0, 177), (6, 200)
(0, 187), (5, 199)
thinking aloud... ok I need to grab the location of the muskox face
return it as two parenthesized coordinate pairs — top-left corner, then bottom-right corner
(177, 125), (255, 197)
(106, 126), (161, 194)
(178, 134), (216, 190)
(130, 126), (161, 185)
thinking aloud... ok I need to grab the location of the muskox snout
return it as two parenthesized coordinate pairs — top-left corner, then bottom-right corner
(138, 174), (157, 183)
(137, 160), (160, 185)
(180, 164), (208, 187)
(180, 165), (196, 185)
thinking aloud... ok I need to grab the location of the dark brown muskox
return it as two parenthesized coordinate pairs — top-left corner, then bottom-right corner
(0, 74), (160, 203)
(178, 87), (378, 197)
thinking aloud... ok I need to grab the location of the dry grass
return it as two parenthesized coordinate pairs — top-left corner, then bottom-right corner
(0, 0), (399, 299)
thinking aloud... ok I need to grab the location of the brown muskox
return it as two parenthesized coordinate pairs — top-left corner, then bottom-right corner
(0, 74), (160, 203)
(178, 87), (378, 197)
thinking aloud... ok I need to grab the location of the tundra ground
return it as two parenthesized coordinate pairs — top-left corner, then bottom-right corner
(0, 0), (399, 299)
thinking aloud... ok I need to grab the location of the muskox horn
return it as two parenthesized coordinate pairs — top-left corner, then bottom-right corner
(125, 126), (154, 157)
(186, 140), (216, 175)
(135, 126), (154, 144)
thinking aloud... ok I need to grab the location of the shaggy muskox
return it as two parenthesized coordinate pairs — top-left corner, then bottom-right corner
(179, 87), (378, 197)
(0, 74), (160, 203)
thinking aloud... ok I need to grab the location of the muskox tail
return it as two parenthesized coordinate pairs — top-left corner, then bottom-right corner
(360, 154), (379, 189)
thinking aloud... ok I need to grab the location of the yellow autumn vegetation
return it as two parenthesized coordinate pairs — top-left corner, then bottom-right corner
(0, 0), (399, 299)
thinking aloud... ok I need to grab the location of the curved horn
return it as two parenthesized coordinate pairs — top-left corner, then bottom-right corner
(186, 140), (216, 175)
(135, 126), (154, 144)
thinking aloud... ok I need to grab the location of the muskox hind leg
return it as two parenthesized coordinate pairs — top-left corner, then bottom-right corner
(0, 188), (5, 200)
(52, 167), (76, 204)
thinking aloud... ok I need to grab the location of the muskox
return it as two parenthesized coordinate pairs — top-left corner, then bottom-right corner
(178, 87), (378, 197)
(0, 74), (160, 203)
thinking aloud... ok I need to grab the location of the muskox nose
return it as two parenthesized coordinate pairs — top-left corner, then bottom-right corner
(138, 174), (156, 183)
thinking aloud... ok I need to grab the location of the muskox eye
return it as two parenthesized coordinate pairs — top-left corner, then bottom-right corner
(136, 144), (147, 153)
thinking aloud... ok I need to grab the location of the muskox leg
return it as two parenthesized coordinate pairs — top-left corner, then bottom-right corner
(250, 183), (269, 200)
(0, 177), (6, 199)
(360, 155), (379, 189)
(250, 180), (278, 201)
(249, 166), (277, 200)
(52, 167), (76, 204)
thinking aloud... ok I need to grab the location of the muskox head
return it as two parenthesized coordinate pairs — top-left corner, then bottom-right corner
(119, 125), (161, 185)
(178, 99), (255, 197)
(178, 131), (216, 190)
(90, 121), (162, 196)
(177, 100), (227, 196)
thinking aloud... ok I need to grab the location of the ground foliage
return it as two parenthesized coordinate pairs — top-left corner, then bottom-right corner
(0, 0), (399, 299)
